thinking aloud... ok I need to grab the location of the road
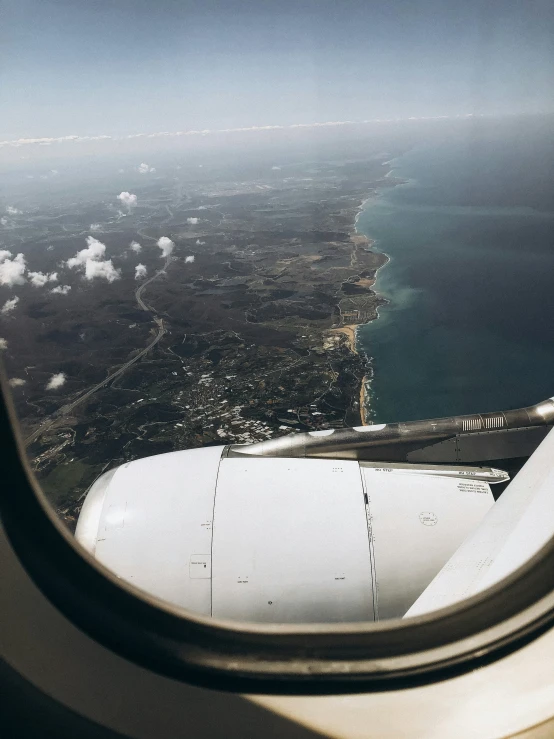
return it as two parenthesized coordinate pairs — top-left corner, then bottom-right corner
(25, 258), (172, 446)
(134, 256), (173, 311)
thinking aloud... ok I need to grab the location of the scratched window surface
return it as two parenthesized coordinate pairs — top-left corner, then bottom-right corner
(2, 0), (554, 623)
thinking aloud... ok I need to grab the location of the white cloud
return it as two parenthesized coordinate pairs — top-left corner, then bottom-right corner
(187, 217), (198, 225)
(90, 223), (102, 231)
(84, 259), (120, 282)
(0, 217), (8, 226)
(117, 191), (137, 208)
(6, 206), (21, 215)
(0, 249), (12, 261)
(0, 253), (26, 286)
(138, 162), (155, 174)
(28, 271), (58, 287)
(0, 337), (7, 349)
(50, 169), (59, 176)
(129, 240), (142, 253)
(46, 372), (66, 390)
(135, 263), (147, 279)
(185, 255), (195, 263)
(1, 297), (19, 315)
(51, 285), (71, 295)
(66, 236), (120, 282)
(0, 116), (482, 150)
(156, 236), (175, 258)
(0, 133), (113, 148)
(195, 239), (205, 246)
(66, 236), (106, 268)
(9, 378), (26, 387)
(271, 166), (281, 170)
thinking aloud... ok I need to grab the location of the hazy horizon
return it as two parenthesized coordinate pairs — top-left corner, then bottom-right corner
(1, 0), (553, 155)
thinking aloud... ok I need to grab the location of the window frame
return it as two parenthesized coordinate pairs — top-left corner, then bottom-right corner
(2, 376), (554, 694)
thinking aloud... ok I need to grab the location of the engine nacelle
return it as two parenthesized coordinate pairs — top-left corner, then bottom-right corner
(76, 446), (497, 622)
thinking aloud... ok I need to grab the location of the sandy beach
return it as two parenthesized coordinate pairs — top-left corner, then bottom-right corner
(359, 378), (368, 426)
(329, 323), (358, 353)
(328, 323), (369, 425)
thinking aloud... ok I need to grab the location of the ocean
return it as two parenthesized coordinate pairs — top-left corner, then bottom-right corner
(356, 123), (554, 423)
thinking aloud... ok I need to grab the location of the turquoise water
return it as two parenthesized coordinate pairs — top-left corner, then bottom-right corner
(356, 138), (554, 423)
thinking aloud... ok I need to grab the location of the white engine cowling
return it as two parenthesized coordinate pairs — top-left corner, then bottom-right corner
(76, 447), (495, 622)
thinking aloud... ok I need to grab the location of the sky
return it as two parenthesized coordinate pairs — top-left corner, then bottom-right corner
(1, 0), (553, 145)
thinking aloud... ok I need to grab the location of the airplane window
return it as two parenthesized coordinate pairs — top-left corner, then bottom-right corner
(1, 0), (554, 638)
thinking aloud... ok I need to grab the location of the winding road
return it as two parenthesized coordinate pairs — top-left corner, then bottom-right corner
(25, 257), (173, 446)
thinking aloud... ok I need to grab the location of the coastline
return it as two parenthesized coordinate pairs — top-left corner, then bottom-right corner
(327, 160), (400, 427)
(359, 372), (367, 425)
(327, 323), (369, 425)
(350, 185), (394, 425)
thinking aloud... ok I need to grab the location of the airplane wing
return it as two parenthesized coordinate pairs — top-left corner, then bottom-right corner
(405, 425), (554, 617)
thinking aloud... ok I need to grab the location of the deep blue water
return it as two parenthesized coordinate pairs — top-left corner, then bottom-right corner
(357, 135), (554, 423)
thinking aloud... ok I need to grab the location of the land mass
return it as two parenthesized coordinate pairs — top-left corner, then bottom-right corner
(1, 152), (400, 527)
